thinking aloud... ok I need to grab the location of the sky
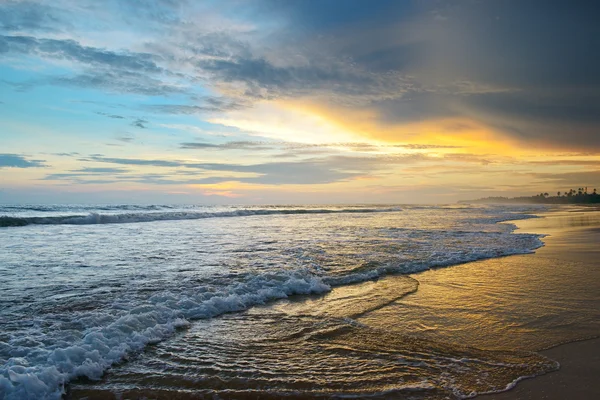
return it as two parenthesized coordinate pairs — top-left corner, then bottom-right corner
(1, 0), (599, 204)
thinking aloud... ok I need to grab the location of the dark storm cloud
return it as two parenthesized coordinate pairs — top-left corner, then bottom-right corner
(4, 0), (599, 151)
(197, 55), (415, 107)
(341, 0), (600, 149)
(202, 0), (600, 149)
(0, 154), (46, 168)
(255, 0), (411, 34)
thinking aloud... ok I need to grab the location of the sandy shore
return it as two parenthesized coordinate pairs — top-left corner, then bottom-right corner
(358, 208), (600, 399)
(67, 208), (600, 399)
(482, 337), (600, 399)
(481, 209), (600, 399)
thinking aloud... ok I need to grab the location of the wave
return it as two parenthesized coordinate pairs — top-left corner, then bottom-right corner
(0, 237), (545, 399)
(0, 207), (402, 227)
(0, 269), (331, 400)
(0, 212), (545, 399)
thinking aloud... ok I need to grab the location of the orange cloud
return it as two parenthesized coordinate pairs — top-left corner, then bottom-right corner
(281, 99), (523, 155)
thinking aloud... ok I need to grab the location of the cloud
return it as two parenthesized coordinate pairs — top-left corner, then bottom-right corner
(394, 144), (463, 150)
(96, 112), (125, 119)
(0, 34), (190, 96)
(178, 140), (466, 154)
(179, 141), (275, 151)
(131, 118), (148, 129)
(81, 156), (182, 168)
(531, 170), (600, 186)
(3, 0), (600, 202)
(527, 159), (600, 167)
(142, 99), (246, 115)
(0, 1), (70, 33)
(71, 167), (129, 174)
(48, 70), (187, 96)
(441, 153), (495, 165)
(115, 135), (135, 143)
(0, 153), (46, 168)
(200, 1), (600, 150)
(41, 167), (130, 181)
(70, 152), (438, 185)
(0, 35), (162, 73)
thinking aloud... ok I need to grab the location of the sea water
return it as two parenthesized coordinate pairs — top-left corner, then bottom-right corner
(0, 204), (555, 399)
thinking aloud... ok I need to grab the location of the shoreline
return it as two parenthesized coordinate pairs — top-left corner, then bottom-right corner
(465, 209), (600, 398)
(481, 337), (600, 399)
(480, 209), (600, 398)
(357, 207), (600, 398)
(65, 207), (600, 399)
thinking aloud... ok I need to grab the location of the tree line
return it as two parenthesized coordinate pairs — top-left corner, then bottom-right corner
(461, 187), (600, 204)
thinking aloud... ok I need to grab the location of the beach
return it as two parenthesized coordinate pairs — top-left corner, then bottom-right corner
(483, 338), (600, 400)
(2, 204), (599, 399)
(64, 207), (600, 399)
(360, 208), (600, 399)
(482, 209), (600, 399)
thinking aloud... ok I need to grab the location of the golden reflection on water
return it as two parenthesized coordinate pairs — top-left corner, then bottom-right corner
(266, 275), (418, 319)
(359, 250), (600, 351)
(68, 210), (600, 399)
(69, 274), (559, 399)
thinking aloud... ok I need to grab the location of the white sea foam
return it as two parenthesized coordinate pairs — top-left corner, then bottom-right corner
(0, 270), (330, 400)
(0, 205), (548, 399)
(0, 207), (403, 227)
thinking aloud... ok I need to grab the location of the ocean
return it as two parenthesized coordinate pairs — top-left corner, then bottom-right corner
(0, 204), (564, 399)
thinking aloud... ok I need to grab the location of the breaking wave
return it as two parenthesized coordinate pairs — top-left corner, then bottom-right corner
(0, 206), (548, 399)
(0, 207), (402, 227)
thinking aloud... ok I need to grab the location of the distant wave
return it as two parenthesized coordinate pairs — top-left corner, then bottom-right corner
(0, 207), (402, 227)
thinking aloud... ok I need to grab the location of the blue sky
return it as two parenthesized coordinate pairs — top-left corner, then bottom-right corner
(1, 0), (599, 204)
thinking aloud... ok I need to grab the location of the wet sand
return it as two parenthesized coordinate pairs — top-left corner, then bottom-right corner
(483, 337), (600, 399)
(358, 208), (600, 398)
(68, 208), (600, 399)
(481, 209), (600, 399)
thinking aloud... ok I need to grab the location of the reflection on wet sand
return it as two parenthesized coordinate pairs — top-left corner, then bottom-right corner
(68, 209), (600, 399)
(69, 276), (556, 399)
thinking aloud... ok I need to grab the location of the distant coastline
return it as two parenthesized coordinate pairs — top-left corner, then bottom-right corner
(460, 187), (599, 204)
